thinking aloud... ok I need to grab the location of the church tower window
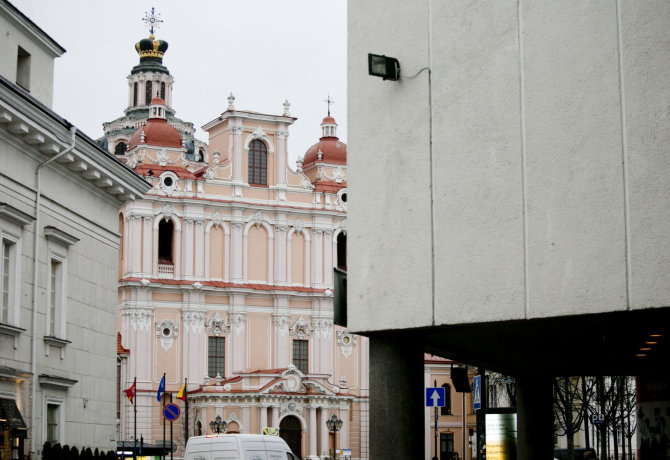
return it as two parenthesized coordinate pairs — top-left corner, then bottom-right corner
(160, 82), (166, 100)
(145, 81), (153, 105)
(114, 142), (127, 155)
(337, 232), (347, 270)
(158, 218), (174, 264)
(133, 82), (138, 106)
(248, 140), (267, 186)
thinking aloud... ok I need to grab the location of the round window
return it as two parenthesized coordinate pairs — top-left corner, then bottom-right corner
(340, 192), (347, 203)
(163, 327), (171, 336)
(163, 176), (174, 187)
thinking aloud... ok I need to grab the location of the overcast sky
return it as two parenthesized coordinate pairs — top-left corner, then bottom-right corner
(11, 0), (347, 165)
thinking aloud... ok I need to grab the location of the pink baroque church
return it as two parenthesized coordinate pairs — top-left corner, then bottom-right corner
(102, 28), (368, 459)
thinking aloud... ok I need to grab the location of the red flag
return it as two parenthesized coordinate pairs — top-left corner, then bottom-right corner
(125, 381), (136, 405)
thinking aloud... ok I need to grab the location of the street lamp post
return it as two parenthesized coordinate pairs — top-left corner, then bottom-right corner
(326, 413), (343, 459)
(209, 415), (227, 434)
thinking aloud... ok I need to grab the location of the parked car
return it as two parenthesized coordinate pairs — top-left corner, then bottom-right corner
(185, 434), (298, 460)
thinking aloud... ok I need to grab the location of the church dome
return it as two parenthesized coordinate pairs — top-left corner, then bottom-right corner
(302, 116), (346, 168)
(128, 97), (181, 150)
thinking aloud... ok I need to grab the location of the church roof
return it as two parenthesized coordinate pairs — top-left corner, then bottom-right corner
(128, 117), (182, 150)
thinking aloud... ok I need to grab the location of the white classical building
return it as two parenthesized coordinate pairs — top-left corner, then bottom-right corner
(0, 1), (149, 458)
(106, 28), (368, 459)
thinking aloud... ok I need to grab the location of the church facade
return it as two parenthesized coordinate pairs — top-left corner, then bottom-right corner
(104, 30), (368, 459)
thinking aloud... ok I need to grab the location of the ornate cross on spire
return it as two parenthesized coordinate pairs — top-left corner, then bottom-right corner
(323, 95), (335, 117)
(143, 7), (163, 36)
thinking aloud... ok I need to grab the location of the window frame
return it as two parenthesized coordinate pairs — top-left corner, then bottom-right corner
(248, 140), (268, 186)
(292, 339), (308, 374)
(45, 398), (64, 446)
(1, 236), (19, 325)
(208, 336), (226, 378)
(47, 254), (65, 338)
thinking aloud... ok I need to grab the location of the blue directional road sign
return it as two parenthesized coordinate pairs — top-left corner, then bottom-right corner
(425, 387), (446, 407)
(163, 403), (180, 421)
(473, 375), (482, 410)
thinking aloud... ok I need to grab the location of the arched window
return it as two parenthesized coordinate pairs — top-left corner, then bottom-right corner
(441, 384), (452, 415)
(195, 421), (202, 436)
(160, 81), (166, 99)
(133, 82), (138, 106)
(145, 81), (153, 105)
(114, 142), (127, 155)
(337, 232), (347, 270)
(248, 140), (267, 186)
(158, 218), (174, 264)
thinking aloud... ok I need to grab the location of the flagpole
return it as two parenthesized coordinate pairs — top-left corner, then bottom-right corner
(162, 373), (166, 460)
(184, 377), (188, 448)
(133, 377), (137, 460)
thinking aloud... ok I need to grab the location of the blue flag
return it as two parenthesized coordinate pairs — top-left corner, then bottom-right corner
(157, 374), (165, 402)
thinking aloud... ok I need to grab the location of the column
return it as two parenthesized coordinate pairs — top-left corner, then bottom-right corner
(323, 230), (333, 286)
(274, 224), (287, 284)
(259, 405), (268, 432)
(516, 374), (554, 459)
(183, 219), (195, 279)
(313, 229), (323, 286)
(271, 406), (279, 428)
(230, 222), (244, 282)
(308, 406), (317, 459)
(319, 407), (329, 459)
(242, 405), (250, 434)
(369, 332), (425, 459)
(142, 216), (153, 277)
(276, 128), (288, 187)
(194, 219), (205, 278)
(338, 406), (349, 454)
(232, 123), (243, 183)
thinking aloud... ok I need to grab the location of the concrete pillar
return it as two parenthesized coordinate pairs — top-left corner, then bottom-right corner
(516, 374), (554, 459)
(369, 332), (425, 459)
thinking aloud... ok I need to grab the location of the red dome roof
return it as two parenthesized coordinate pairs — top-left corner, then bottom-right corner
(303, 138), (347, 168)
(128, 118), (182, 150)
(302, 116), (346, 168)
(150, 97), (166, 105)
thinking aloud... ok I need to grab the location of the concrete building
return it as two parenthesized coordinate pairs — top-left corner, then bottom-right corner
(106, 27), (368, 459)
(347, 1), (670, 458)
(0, 1), (149, 458)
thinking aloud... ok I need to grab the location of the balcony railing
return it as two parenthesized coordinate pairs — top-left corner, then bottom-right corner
(158, 264), (174, 278)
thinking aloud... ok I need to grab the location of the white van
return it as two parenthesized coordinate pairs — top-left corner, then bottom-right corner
(184, 434), (299, 460)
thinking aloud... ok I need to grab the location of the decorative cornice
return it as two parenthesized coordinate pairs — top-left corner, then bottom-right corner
(0, 203), (33, 227)
(44, 226), (79, 247)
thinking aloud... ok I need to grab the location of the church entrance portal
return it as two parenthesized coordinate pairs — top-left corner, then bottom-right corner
(279, 415), (302, 458)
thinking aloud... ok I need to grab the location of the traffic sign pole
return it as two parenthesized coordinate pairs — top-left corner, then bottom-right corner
(433, 380), (438, 460)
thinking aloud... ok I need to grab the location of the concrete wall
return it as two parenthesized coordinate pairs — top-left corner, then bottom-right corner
(348, 0), (670, 332)
(0, 2), (63, 108)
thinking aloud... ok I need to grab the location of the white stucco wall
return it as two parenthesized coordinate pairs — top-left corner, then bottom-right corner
(348, 0), (670, 332)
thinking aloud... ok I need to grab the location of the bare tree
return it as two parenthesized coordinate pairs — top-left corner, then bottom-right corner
(554, 376), (593, 460)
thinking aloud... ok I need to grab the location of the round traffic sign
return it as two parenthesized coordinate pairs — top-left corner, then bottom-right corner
(163, 403), (180, 421)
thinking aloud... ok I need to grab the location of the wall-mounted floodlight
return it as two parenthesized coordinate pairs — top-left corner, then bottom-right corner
(368, 53), (400, 81)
